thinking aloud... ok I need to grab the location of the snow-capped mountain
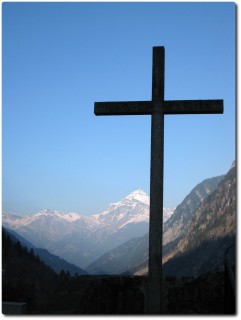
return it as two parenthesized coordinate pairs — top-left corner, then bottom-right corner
(2, 189), (174, 269)
(86, 171), (227, 276)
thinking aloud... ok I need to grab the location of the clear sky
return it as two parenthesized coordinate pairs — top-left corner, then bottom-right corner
(2, 2), (236, 216)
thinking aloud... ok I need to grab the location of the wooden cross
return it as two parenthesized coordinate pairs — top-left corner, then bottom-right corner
(94, 46), (223, 314)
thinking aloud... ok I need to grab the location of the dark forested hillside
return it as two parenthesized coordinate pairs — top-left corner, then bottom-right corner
(2, 229), (58, 312)
(4, 228), (87, 276)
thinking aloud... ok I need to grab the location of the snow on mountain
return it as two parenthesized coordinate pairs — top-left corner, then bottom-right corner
(2, 189), (174, 269)
(92, 189), (149, 229)
(163, 208), (175, 222)
(124, 189), (150, 205)
(3, 189), (172, 230)
(231, 160), (236, 169)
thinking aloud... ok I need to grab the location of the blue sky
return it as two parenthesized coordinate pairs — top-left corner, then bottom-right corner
(2, 2), (235, 215)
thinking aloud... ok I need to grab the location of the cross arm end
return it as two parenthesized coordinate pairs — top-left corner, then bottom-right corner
(163, 99), (224, 115)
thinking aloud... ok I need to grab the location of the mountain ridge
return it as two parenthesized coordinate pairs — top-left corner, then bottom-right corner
(2, 189), (174, 269)
(3, 189), (173, 226)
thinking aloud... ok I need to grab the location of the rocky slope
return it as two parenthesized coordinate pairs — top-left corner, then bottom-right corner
(163, 175), (225, 250)
(163, 164), (236, 277)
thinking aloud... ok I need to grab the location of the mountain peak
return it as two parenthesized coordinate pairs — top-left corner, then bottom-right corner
(38, 209), (53, 215)
(128, 188), (148, 196)
(125, 189), (149, 205)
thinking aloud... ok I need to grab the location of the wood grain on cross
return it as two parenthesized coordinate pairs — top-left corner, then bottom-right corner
(94, 47), (223, 314)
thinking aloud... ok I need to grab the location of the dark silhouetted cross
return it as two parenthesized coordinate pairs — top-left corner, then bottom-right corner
(94, 47), (223, 314)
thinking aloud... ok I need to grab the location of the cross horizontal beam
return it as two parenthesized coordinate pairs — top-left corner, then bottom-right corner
(163, 99), (223, 114)
(95, 99), (223, 116)
(94, 101), (152, 115)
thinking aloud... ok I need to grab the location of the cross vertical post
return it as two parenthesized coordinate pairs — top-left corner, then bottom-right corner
(148, 47), (165, 313)
(94, 46), (223, 314)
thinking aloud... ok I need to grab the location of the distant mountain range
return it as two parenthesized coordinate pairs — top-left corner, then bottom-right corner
(3, 163), (236, 278)
(2, 189), (173, 269)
